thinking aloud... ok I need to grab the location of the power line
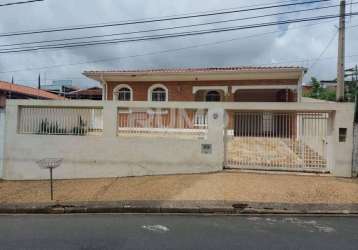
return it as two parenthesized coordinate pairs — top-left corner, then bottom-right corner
(0, 19), (342, 74)
(0, 0), (44, 7)
(1, 12), (357, 54)
(257, 54), (358, 68)
(309, 30), (339, 70)
(0, 2), (350, 49)
(0, 0), (331, 37)
(0, 0), (299, 35)
(16, 53), (358, 82)
(1, 20), (357, 75)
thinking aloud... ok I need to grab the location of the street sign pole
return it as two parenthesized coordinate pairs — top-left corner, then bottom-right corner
(50, 168), (54, 201)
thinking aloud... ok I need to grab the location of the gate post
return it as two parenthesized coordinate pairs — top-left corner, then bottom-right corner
(2, 102), (18, 179)
(331, 104), (355, 177)
(207, 108), (225, 169)
(103, 102), (117, 138)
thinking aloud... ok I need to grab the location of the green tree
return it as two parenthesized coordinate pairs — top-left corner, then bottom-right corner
(304, 77), (336, 101)
(310, 77), (323, 98)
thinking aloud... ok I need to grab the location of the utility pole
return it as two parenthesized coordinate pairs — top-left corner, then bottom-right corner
(38, 74), (41, 90)
(337, 0), (346, 101)
(9, 76), (14, 98)
(38, 74), (41, 100)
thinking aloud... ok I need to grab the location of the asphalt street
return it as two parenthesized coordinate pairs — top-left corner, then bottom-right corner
(0, 214), (357, 250)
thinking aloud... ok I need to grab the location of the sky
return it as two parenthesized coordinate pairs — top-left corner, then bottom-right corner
(0, 0), (356, 88)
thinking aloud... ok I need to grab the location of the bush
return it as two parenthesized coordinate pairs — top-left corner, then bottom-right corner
(38, 116), (87, 136)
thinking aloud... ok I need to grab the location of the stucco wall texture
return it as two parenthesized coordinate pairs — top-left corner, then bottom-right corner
(1, 100), (355, 180)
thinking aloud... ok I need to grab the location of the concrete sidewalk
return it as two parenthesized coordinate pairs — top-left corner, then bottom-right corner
(0, 171), (357, 204)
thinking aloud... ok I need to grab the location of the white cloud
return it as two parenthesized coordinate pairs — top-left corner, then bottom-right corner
(0, 0), (356, 87)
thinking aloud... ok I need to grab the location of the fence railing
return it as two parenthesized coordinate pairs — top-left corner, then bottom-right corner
(117, 108), (208, 138)
(18, 107), (103, 136)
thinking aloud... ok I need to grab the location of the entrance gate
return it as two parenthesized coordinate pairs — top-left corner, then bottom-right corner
(225, 111), (330, 173)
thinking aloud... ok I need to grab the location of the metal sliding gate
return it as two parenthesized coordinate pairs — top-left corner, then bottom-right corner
(225, 111), (330, 173)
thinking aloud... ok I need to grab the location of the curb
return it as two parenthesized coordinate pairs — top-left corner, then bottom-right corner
(0, 201), (358, 215)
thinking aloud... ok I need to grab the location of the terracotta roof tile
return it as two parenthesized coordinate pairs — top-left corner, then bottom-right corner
(0, 81), (64, 100)
(84, 66), (306, 74)
(68, 87), (102, 96)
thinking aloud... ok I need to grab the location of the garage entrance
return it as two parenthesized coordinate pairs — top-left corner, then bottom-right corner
(225, 111), (330, 173)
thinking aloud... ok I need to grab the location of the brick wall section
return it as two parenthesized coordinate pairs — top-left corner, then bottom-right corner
(107, 79), (298, 102)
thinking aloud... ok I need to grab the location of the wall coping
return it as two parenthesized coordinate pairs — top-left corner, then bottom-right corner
(6, 100), (354, 113)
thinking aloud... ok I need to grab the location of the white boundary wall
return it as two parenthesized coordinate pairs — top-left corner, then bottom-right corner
(2, 100), (355, 180)
(3, 101), (224, 180)
(0, 108), (4, 178)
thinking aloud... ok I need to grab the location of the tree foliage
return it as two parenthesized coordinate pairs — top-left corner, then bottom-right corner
(305, 66), (358, 102)
(304, 77), (336, 101)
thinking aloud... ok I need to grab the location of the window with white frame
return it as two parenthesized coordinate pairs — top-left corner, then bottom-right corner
(152, 88), (166, 101)
(148, 84), (168, 102)
(113, 84), (133, 101)
(118, 87), (131, 101)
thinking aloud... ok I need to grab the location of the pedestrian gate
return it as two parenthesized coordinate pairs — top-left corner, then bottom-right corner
(225, 111), (329, 173)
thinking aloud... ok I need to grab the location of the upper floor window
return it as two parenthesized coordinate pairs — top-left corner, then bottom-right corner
(152, 88), (166, 102)
(118, 88), (131, 101)
(205, 91), (221, 102)
(148, 84), (168, 102)
(113, 84), (133, 101)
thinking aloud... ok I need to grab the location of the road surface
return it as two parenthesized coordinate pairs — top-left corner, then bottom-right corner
(0, 214), (357, 249)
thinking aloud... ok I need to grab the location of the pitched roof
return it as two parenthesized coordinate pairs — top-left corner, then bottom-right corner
(84, 66), (306, 74)
(68, 87), (102, 96)
(0, 81), (64, 100)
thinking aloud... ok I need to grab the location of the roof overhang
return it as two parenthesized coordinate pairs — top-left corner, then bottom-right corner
(83, 68), (306, 84)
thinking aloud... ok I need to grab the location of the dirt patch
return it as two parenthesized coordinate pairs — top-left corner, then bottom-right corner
(0, 172), (357, 204)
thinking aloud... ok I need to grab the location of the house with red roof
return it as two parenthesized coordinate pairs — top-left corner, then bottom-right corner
(0, 81), (64, 108)
(84, 66), (306, 136)
(83, 66), (305, 103)
(67, 87), (102, 100)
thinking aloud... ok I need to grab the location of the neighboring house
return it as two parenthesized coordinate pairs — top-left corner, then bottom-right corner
(0, 81), (63, 178)
(83, 67), (305, 102)
(0, 81), (64, 108)
(303, 80), (337, 95)
(302, 83), (313, 95)
(41, 80), (78, 97)
(320, 80), (338, 92)
(67, 87), (102, 100)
